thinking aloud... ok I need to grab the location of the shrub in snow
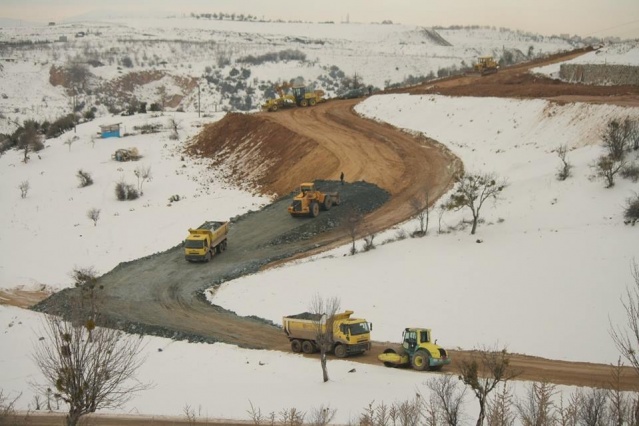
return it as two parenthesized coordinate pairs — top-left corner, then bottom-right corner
(624, 193), (639, 225)
(18, 180), (30, 198)
(76, 169), (93, 187)
(45, 114), (75, 138)
(602, 118), (633, 162)
(115, 180), (139, 200)
(87, 208), (100, 226)
(362, 234), (376, 251)
(592, 155), (625, 188)
(620, 162), (639, 183)
(556, 145), (572, 181)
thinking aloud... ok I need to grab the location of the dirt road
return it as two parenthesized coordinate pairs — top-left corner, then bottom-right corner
(25, 47), (639, 398)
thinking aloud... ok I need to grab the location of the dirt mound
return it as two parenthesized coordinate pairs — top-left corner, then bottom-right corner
(101, 71), (197, 108)
(187, 113), (337, 196)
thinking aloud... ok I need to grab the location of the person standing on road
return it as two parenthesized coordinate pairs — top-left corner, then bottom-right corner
(340, 171), (344, 185)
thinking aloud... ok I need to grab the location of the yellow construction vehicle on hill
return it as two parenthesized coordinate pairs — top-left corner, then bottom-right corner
(262, 81), (325, 112)
(288, 182), (340, 217)
(473, 56), (499, 76)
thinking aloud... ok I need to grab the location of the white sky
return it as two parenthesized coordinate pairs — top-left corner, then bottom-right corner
(2, 0), (639, 39)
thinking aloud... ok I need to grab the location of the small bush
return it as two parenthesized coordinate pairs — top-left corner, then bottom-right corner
(76, 169), (93, 187)
(45, 114), (75, 138)
(621, 163), (639, 183)
(149, 103), (162, 112)
(115, 181), (139, 200)
(624, 193), (639, 225)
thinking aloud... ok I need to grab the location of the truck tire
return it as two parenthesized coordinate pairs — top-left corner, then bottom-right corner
(322, 196), (332, 211)
(291, 340), (302, 353)
(411, 349), (430, 371)
(334, 344), (347, 358)
(310, 201), (320, 218)
(205, 251), (212, 262)
(302, 341), (315, 354)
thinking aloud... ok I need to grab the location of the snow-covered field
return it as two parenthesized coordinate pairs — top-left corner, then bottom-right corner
(1, 16), (638, 425)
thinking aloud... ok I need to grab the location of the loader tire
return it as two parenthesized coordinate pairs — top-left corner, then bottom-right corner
(323, 196), (332, 211)
(302, 341), (315, 354)
(411, 349), (430, 371)
(270, 105), (278, 112)
(291, 339), (302, 353)
(309, 98), (317, 106)
(334, 344), (347, 358)
(300, 99), (309, 107)
(310, 201), (320, 218)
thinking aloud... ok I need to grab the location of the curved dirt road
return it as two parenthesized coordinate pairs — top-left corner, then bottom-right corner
(29, 48), (639, 393)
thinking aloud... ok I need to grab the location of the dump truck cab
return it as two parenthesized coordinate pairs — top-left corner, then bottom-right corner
(184, 221), (229, 262)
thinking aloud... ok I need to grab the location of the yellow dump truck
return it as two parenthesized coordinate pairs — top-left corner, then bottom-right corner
(183, 221), (229, 262)
(282, 310), (372, 358)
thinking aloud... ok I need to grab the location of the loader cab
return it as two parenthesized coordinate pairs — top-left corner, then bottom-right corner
(299, 183), (315, 196)
(292, 86), (307, 102)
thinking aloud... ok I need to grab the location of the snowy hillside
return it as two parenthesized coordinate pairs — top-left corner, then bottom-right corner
(0, 18), (576, 133)
(1, 15), (638, 425)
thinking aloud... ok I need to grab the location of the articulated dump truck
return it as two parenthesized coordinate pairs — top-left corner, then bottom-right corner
(282, 310), (372, 358)
(183, 221), (229, 262)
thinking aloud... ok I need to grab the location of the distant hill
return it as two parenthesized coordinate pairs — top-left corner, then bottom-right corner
(0, 17), (44, 27)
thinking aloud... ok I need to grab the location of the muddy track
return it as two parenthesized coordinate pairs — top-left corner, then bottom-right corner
(32, 48), (639, 392)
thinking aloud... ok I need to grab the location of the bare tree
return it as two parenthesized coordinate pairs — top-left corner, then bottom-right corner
(410, 189), (432, 236)
(556, 392), (579, 426)
(307, 404), (337, 426)
(516, 381), (557, 426)
(610, 260), (639, 377)
(344, 206), (363, 255)
(18, 180), (30, 198)
(458, 346), (520, 426)
(134, 165), (152, 195)
(556, 145), (573, 181)
(427, 374), (467, 426)
(33, 314), (148, 426)
(602, 118), (632, 162)
(444, 172), (508, 235)
(87, 208), (100, 227)
(592, 155), (625, 188)
(16, 120), (42, 163)
(577, 388), (608, 426)
(0, 390), (29, 424)
(486, 383), (515, 426)
(156, 85), (169, 110)
(70, 266), (102, 319)
(168, 117), (181, 140)
(309, 294), (341, 383)
(608, 358), (632, 426)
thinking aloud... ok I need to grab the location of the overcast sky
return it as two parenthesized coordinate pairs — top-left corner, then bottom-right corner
(2, 0), (638, 38)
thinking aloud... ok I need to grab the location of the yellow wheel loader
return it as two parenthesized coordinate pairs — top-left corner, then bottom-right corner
(378, 328), (450, 371)
(288, 183), (340, 218)
(472, 56), (499, 76)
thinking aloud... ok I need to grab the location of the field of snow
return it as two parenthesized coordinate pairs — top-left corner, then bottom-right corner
(1, 17), (638, 425)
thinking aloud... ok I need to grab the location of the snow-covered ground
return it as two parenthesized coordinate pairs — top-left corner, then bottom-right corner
(1, 17), (638, 425)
